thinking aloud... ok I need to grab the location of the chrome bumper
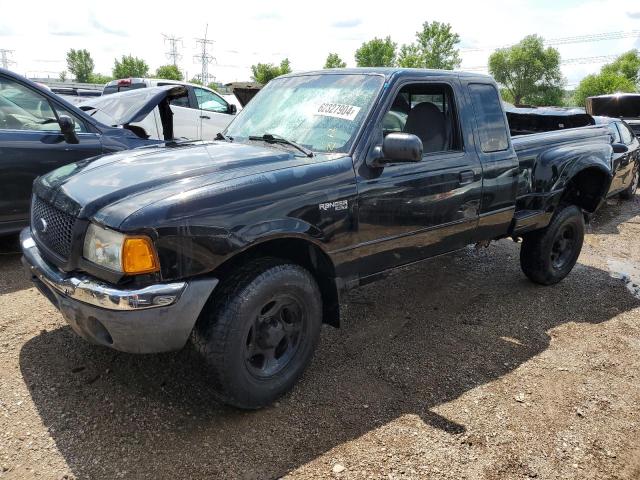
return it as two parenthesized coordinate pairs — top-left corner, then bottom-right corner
(21, 228), (185, 310)
(21, 228), (219, 353)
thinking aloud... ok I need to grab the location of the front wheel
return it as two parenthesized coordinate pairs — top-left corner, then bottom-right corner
(520, 205), (585, 285)
(191, 258), (322, 409)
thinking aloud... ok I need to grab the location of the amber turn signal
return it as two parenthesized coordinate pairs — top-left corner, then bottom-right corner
(122, 237), (159, 274)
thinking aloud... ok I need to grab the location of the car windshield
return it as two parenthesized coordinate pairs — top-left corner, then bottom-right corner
(225, 73), (384, 154)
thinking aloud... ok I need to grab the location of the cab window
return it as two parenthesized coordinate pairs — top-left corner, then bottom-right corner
(194, 87), (228, 113)
(618, 122), (634, 145)
(608, 123), (622, 143)
(381, 83), (462, 154)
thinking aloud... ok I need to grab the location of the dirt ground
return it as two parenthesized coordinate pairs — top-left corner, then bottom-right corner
(1, 197), (639, 480)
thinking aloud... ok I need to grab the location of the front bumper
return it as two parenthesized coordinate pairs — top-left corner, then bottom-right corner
(21, 228), (218, 353)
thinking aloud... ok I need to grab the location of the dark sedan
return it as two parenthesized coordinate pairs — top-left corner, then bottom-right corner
(0, 68), (186, 235)
(594, 116), (640, 199)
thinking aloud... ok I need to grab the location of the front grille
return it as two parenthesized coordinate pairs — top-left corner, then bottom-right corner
(31, 196), (76, 259)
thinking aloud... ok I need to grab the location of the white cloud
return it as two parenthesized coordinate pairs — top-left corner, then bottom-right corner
(1, 0), (638, 85)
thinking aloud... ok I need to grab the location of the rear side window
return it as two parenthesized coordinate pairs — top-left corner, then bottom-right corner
(468, 83), (509, 153)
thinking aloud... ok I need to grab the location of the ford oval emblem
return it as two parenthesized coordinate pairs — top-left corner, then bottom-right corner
(37, 218), (48, 234)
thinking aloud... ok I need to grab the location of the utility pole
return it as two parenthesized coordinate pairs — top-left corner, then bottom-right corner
(194, 24), (215, 85)
(0, 49), (15, 69)
(162, 34), (183, 66)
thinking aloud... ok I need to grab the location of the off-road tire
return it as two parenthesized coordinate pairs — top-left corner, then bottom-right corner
(191, 257), (322, 409)
(520, 205), (585, 285)
(619, 163), (639, 200)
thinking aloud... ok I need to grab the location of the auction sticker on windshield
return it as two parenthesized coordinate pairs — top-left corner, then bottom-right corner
(315, 103), (361, 121)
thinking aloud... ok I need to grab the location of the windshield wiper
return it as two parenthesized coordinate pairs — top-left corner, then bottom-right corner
(248, 133), (313, 157)
(215, 132), (233, 142)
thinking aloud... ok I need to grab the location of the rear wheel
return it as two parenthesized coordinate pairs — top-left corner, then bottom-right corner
(619, 163), (639, 200)
(520, 205), (585, 285)
(191, 258), (322, 409)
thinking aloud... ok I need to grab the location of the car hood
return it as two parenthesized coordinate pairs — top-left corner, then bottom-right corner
(79, 85), (186, 129)
(34, 141), (320, 227)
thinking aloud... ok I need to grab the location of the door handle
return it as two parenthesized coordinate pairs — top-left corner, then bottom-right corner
(459, 170), (475, 186)
(200, 115), (210, 120)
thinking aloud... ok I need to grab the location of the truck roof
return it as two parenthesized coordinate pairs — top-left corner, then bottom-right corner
(280, 67), (494, 82)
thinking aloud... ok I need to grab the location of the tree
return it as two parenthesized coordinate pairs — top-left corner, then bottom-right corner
(250, 58), (292, 84)
(66, 49), (95, 83)
(601, 49), (640, 86)
(397, 21), (461, 70)
(573, 71), (636, 107)
(59, 71), (67, 82)
(355, 36), (396, 67)
(155, 64), (183, 81)
(489, 35), (563, 106)
(207, 82), (219, 92)
(189, 77), (203, 85)
(324, 53), (346, 69)
(112, 55), (149, 79)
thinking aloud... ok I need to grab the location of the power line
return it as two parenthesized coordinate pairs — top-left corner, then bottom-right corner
(0, 49), (15, 69)
(461, 30), (640, 53)
(162, 34), (183, 66)
(194, 24), (215, 85)
(463, 53), (624, 72)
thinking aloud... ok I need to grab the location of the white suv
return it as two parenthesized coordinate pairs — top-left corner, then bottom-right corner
(103, 78), (237, 141)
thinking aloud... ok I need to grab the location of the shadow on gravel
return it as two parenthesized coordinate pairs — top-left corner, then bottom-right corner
(19, 241), (640, 479)
(0, 234), (30, 294)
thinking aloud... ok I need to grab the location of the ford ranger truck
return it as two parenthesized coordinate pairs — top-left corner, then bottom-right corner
(22, 69), (615, 409)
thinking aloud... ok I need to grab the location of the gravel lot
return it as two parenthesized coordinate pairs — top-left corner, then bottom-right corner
(1, 198), (639, 480)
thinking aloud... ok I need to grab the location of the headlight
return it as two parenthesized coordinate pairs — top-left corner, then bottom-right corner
(83, 223), (159, 274)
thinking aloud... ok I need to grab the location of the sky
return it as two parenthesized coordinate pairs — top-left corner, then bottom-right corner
(1, 0), (639, 87)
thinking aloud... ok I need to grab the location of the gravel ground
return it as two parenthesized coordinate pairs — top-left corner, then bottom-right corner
(1, 198), (639, 480)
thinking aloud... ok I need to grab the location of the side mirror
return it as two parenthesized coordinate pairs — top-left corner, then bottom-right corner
(367, 132), (423, 167)
(58, 115), (79, 144)
(227, 103), (237, 115)
(612, 143), (628, 154)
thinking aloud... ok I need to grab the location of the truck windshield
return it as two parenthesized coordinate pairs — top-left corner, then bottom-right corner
(225, 74), (384, 154)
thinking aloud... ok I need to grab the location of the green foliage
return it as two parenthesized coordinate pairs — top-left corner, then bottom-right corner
(189, 77), (203, 85)
(397, 44), (423, 68)
(489, 35), (563, 106)
(66, 49), (94, 83)
(250, 58), (292, 84)
(59, 71), (67, 82)
(573, 71), (637, 107)
(397, 21), (461, 70)
(89, 73), (112, 85)
(207, 82), (219, 92)
(155, 64), (183, 81)
(324, 53), (346, 69)
(112, 55), (149, 79)
(600, 49), (640, 86)
(355, 36), (396, 67)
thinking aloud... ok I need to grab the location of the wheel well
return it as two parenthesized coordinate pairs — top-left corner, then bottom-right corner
(562, 168), (610, 213)
(212, 238), (341, 327)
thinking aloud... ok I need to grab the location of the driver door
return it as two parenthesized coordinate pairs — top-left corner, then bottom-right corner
(0, 75), (101, 227)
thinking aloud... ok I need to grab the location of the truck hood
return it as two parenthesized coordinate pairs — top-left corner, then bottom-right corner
(35, 141), (319, 227)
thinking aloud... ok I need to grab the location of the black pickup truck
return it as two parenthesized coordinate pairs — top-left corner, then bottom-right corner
(22, 69), (616, 409)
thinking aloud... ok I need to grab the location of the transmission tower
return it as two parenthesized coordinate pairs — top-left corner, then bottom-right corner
(194, 24), (215, 85)
(162, 34), (183, 66)
(0, 49), (15, 69)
